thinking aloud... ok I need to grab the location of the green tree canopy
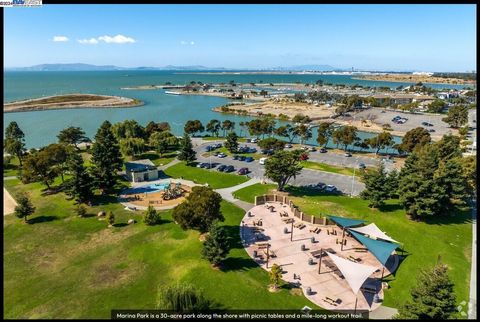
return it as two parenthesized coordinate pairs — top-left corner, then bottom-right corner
(442, 105), (468, 128)
(66, 151), (94, 204)
(57, 126), (88, 150)
(4, 121), (26, 166)
(157, 283), (213, 312)
(258, 137), (285, 151)
(177, 133), (196, 165)
(398, 127), (431, 154)
(264, 150), (303, 191)
(184, 120), (204, 136)
(14, 192), (35, 223)
(144, 205), (160, 226)
(206, 119), (221, 137)
(201, 222), (230, 266)
(224, 132), (239, 153)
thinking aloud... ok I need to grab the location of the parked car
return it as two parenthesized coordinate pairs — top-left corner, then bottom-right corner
(215, 143), (222, 148)
(217, 152), (227, 158)
(248, 147), (257, 153)
(319, 148), (327, 153)
(224, 165), (234, 173)
(245, 156), (254, 162)
(217, 164), (227, 172)
(325, 185), (337, 193)
(428, 129), (436, 133)
(299, 153), (309, 161)
(358, 163), (366, 169)
(238, 155), (246, 161)
(344, 152), (352, 157)
(232, 155), (239, 160)
(250, 138), (258, 143)
(203, 163), (214, 169)
(392, 116), (401, 122)
(285, 143), (293, 148)
(259, 157), (268, 165)
(205, 145), (213, 152)
(309, 146), (317, 152)
(421, 121), (433, 127)
(197, 162), (208, 168)
(237, 167), (249, 175)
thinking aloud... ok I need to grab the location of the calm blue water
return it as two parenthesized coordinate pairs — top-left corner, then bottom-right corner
(126, 183), (171, 194)
(4, 71), (464, 151)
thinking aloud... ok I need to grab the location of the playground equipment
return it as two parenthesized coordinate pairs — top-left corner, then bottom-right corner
(163, 182), (184, 200)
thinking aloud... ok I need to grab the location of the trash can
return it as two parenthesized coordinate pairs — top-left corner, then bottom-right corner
(301, 244), (306, 251)
(311, 237), (315, 243)
(306, 287), (312, 295)
(308, 258), (314, 265)
(253, 250), (258, 258)
(284, 227), (288, 234)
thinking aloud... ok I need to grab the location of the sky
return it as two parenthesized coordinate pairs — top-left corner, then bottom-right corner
(3, 4), (477, 72)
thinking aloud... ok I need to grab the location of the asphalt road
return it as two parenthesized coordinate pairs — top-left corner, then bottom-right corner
(192, 139), (366, 196)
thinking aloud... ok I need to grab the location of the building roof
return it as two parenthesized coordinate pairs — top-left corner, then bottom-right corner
(327, 215), (366, 228)
(349, 230), (399, 266)
(372, 94), (434, 100)
(349, 223), (399, 244)
(326, 252), (378, 295)
(125, 159), (156, 172)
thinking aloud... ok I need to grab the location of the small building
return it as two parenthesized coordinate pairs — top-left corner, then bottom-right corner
(125, 159), (159, 183)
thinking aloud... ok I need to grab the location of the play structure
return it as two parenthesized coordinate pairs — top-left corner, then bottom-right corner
(162, 182), (184, 200)
(120, 181), (192, 210)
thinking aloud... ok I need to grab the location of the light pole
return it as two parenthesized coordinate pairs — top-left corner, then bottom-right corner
(350, 162), (357, 197)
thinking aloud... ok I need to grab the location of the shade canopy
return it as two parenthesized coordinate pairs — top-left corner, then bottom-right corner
(349, 223), (399, 244)
(326, 252), (377, 295)
(327, 215), (366, 228)
(349, 230), (399, 266)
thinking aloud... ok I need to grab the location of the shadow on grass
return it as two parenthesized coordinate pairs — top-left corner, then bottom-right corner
(285, 186), (339, 198)
(28, 215), (59, 224)
(378, 202), (404, 213)
(221, 225), (244, 249)
(113, 223), (129, 228)
(220, 256), (259, 271)
(422, 206), (472, 226)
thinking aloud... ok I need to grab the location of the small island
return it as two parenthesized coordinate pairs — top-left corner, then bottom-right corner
(4, 93), (143, 113)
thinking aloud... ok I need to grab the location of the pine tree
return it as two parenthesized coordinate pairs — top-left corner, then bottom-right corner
(14, 192), (36, 223)
(434, 159), (469, 211)
(144, 205), (160, 225)
(396, 263), (457, 319)
(269, 264), (283, 290)
(66, 152), (94, 203)
(224, 132), (239, 153)
(201, 222), (230, 266)
(360, 163), (389, 208)
(178, 132), (196, 165)
(90, 121), (123, 193)
(4, 121), (26, 166)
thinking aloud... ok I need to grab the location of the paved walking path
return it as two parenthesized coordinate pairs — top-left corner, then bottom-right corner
(3, 187), (17, 215)
(215, 178), (261, 202)
(468, 200), (477, 319)
(369, 306), (398, 319)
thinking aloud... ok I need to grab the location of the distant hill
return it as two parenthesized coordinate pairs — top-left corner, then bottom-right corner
(6, 63), (227, 71)
(267, 64), (341, 71)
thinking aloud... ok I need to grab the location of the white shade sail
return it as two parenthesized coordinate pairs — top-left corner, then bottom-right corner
(326, 252), (378, 295)
(349, 223), (399, 244)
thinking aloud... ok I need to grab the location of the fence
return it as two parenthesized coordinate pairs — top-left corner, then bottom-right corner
(254, 194), (332, 226)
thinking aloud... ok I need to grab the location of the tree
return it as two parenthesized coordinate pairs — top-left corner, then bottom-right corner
(57, 126), (88, 150)
(427, 99), (446, 113)
(442, 105), (468, 128)
(14, 192), (35, 223)
(398, 127), (431, 153)
(177, 133), (196, 165)
(106, 211), (115, 227)
(436, 134), (462, 161)
(396, 263), (457, 319)
(75, 203), (88, 217)
(258, 137), (285, 151)
(66, 152), (94, 203)
(184, 120), (204, 137)
(112, 119), (146, 140)
(259, 89), (268, 97)
(44, 143), (70, 183)
(4, 121), (26, 166)
(264, 150), (303, 191)
(365, 132), (394, 155)
(434, 159), (469, 211)
(316, 122), (334, 147)
(269, 264), (283, 290)
(274, 125), (295, 143)
(333, 126), (358, 151)
(21, 150), (58, 189)
(201, 222), (230, 266)
(206, 119), (221, 137)
(90, 121), (123, 193)
(144, 205), (160, 225)
(157, 283), (213, 312)
(119, 137), (146, 157)
(385, 169), (399, 199)
(221, 120), (235, 137)
(172, 186), (223, 233)
(292, 114), (311, 124)
(360, 163), (389, 208)
(224, 132), (239, 153)
(458, 155), (476, 198)
(292, 124), (312, 145)
(149, 131), (178, 156)
(145, 121), (171, 137)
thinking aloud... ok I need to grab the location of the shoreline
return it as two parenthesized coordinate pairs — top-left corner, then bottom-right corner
(4, 93), (143, 113)
(352, 75), (474, 86)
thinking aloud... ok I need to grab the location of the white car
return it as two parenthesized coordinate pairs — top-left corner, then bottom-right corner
(325, 185), (337, 193)
(250, 138), (258, 143)
(259, 157), (267, 165)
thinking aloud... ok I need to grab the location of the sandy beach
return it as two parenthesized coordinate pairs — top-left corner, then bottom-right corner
(4, 94), (143, 113)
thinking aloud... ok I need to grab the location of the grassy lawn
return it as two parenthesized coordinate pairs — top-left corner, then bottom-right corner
(163, 162), (249, 189)
(233, 184), (472, 310)
(4, 177), (318, 318)
(136, 151), (177, 166)
(233, 183), (277, 204)
(300, 160), (357, 176)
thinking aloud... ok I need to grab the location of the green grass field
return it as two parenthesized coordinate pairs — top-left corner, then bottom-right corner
(233, 184), (472, 309)
(4, 177), (318, 318)
(163, 162), (249, 189)
(300, 160), (358, 176)
(3, 156), (20, 177)
(136, 151), (177, 166)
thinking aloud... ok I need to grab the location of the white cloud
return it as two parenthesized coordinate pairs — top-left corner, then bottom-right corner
(77, 34), (135, 45)
(53, 36), (69, 42)
(98, 34), (136, 44)
(180, 40), (195, 46)
(78, 38), (99, 45)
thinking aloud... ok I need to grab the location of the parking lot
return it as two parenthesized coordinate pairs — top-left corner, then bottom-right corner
(192, 139), (366, 195)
